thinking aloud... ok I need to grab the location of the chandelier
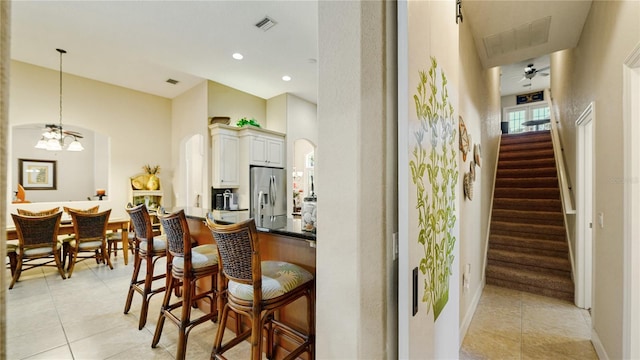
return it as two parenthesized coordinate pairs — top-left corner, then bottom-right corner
(35, 48), (84, 152)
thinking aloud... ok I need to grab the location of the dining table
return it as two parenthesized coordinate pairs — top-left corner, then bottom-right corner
(6, 218), (131, 265)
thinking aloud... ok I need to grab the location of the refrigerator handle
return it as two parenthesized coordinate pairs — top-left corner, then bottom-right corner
(270, 175), (277, 207)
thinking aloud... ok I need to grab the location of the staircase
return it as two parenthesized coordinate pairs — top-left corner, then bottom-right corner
(486, 130), (574, 302)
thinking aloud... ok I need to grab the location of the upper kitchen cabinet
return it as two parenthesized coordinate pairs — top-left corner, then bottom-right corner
(210, 124), (240, 188)
(239, 128), (285, 168)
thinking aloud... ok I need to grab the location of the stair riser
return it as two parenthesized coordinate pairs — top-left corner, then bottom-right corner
(497, 168), (557, 178)
(491, 221), (565, 237)
(501, 132), (552, 145)
(492, 215), (564, 227)
(486, 277), (574, 302)
(500, 141), (553, 153)
(487, 260), (572, 280)
(493, 199), (562, 213)
(499, 150), (555, 161)
(491, 228), (565, 242)
(487, 252), (571, 273)
(496, 178), (558, 188)
(494, 188), (560, 199)
(489, 235), (569, 252)
(490, 243), (568, 259)
(498, 158), (556, 169)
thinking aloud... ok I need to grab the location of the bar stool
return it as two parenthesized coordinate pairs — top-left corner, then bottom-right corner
(207, 218), (315, 360)
(151, 209), (219, 360)
(124, 204), (167, 330)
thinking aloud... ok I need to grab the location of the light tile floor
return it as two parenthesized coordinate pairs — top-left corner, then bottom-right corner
(5, 254), (253, 359)
(7, 255), (598, 359)
(460, 285), (598, 360)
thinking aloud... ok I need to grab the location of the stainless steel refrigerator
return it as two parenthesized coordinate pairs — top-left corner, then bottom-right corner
(250, 166), (287, 220)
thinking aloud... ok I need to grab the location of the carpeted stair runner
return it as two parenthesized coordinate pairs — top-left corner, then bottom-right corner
(486, 130), (574, 302)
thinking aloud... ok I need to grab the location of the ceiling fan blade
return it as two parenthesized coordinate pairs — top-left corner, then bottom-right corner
(537, 66), (550, 72)
(519, 76), (528, 82)
(539, 72), (550, 77)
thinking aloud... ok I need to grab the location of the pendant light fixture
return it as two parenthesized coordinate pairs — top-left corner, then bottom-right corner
(35, 48), (84, 152)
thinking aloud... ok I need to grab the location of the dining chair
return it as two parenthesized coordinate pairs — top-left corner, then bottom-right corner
(16, 207), (60, 216)
(207, 218), (315, 360)
(124, 203), (167, 330)
(66, 209), (113, 278)
(9, 212), (66, 289)
(60, 205), (100, 267)
(151, 209), (219, 360)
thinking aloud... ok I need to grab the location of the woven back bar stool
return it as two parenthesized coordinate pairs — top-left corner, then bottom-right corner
(9, 212), (66, 289)
(151, 209), (219, 360)
(207, 218), (315, 360)
(124, 204), (167, 330)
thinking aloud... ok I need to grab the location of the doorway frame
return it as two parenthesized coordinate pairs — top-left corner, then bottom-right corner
(575, 102), (595, 310)
(623, 43), (640, 360)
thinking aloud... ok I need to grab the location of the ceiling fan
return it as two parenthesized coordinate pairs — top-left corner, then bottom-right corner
(521, 63), (550, 81)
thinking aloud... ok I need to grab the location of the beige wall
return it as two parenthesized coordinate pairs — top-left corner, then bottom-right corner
(207, 81), (266, 129)
(7, 60), (172, 221)
(457, 12), (502, 339)
(266, 93), (287, 134)
(551, 1), (640, 358)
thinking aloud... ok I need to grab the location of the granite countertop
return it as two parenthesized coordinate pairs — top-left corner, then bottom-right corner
(174, 207), (316, 242)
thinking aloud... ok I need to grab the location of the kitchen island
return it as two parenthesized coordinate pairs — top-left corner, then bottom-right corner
(174, 207), (316, 358)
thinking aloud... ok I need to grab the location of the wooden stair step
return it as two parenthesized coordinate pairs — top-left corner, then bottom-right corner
(496, 177), (558, 188)
(491, 209), (565, 226)
(487, 248), (571, 272)
(498, 157), (556, 169)
(489, 234), (569, 258)
(493, 187), (560, 199)
(497, 167), (558, 178)
(493, 198), (562, 213)
(500, 141), (553, 153)
(486, 263), (572, 289)
(498, 148), (555, 161)
(491, 220), (565, 237)
(500, 131), (552, 145)
(486, 273), (574, 302)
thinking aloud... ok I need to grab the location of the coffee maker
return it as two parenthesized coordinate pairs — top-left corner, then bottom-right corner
(212, 188), (230, 210)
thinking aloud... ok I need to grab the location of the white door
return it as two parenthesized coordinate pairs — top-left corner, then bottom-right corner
(576, 103), (594, 309)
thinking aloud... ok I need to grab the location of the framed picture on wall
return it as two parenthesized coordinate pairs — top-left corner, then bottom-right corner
(18, 159), (57, 190)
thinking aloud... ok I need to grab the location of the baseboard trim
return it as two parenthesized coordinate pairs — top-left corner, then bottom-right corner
(459, 280), (485, 346)
(591, 328), (609, 360)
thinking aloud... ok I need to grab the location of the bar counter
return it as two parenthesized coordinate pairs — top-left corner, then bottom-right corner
(173, 207), (315, 358)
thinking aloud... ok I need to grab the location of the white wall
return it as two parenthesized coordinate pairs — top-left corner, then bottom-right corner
(551, 1), (640, 358)
(457, 11), (502, 343)
(7, 60), (172, 223)
(171, 81), (208, 208)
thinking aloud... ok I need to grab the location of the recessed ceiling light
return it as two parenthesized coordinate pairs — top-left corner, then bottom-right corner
(282, 75), (292, 82)
(232, 53), (243, 60)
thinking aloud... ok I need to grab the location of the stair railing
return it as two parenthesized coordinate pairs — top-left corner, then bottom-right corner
(545, 89), (576, 279)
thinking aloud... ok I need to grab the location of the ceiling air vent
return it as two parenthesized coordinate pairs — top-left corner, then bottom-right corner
(255, 16), (277, 31)
(166, 78), (179, 85)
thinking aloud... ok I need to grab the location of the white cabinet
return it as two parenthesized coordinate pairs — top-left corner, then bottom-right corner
(211, 126), (240, 188)
(244, 130), (285, 167)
